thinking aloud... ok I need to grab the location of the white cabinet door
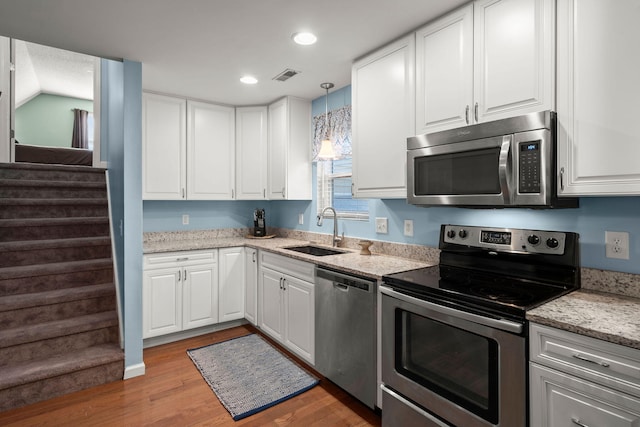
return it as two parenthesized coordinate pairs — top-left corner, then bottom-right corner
(236, 106), (268, 200)
(530, 364), (640, 427)
(557, 0), (640, 195)
(182, 263), (218, 330)
(218, 247), (245, 322)
(283, 275), (314, 364)
(267, 97), (312, 200)
(259, 267), (284, 341)
(244, 248), (258, 325)
(142, 93), (186, 200)
(187, 101), (235, 200)
(415, 4), (474, 135)
(143, 267), (182, 338)
(474, 0), (555, 123)
(352, 34), (415, 199)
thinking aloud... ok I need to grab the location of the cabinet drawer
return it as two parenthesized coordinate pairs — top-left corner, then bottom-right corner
(530, 323), (640, 398)
(259, 251), (314, 282)
(530, 363), (640, 427)
(144, 250), (217, 269)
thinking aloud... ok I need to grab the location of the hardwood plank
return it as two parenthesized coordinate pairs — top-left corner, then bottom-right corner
(0, 325), (381, 426)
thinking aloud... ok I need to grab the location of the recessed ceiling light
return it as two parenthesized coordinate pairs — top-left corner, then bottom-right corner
(240, 76), (258, 85)
(292, 32), (317, 46)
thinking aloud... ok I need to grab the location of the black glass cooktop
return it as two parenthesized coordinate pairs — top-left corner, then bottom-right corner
(382, 265), (576, 320)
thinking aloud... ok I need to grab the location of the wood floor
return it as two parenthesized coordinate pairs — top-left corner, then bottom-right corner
(0, 325), (381, 426)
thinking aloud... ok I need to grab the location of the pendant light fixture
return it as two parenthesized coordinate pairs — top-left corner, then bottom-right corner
(317, 82), (336, 159)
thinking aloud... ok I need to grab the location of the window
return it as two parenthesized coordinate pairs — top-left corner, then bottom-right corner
(317, 158), (369, 220)
(313, 105), (369, 220)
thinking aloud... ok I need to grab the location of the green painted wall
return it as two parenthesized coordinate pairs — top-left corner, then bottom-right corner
(15, 93), (93, 147)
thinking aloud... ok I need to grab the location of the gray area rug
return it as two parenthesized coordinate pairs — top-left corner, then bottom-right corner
(187, 333), (319, 421)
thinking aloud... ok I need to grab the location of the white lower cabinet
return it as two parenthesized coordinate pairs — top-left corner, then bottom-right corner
(143, 250), (218, 338)
(218, 247), (245, 323)
(530, 323), (640, 426)
(244, 247), (258, 325)
(258, 251), (315, 364)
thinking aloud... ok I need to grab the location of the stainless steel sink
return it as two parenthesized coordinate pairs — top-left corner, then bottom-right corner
(283, 245), (347, 257)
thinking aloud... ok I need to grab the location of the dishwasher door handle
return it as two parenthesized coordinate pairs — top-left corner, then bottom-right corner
(334, 282), (349, 292)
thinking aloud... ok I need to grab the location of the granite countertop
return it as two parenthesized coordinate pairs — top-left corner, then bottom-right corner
(527, 290), (640, 350)
(144, 235), (432, 280)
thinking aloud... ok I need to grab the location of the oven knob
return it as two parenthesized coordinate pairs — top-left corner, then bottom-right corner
(459, 229), (468, 239)
(546, 237), (559, 248)
(446, 229), (456, 239)
(527, 235), (540, 245)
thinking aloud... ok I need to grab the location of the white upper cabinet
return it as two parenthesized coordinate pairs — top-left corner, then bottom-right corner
(416, 5), (474, 134)
(142, 93), (186, 200)
(556, 0), (640, 195)
(415, 0), (554, 135)
(267, 96), (312, 200)
(235, 106), (268, 200)
(352, 34), (415, 199)
(142, 93), (235, 200)
(187, 100), (235, 200)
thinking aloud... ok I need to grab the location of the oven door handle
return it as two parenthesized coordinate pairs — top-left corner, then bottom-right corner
(380, 285), (523, 334)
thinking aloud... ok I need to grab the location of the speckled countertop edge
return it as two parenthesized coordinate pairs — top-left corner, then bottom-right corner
(527, 290), (640, 350)
(143, 229), (435, 280)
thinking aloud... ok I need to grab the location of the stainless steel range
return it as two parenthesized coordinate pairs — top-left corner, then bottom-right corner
(380, 224), (580, 427)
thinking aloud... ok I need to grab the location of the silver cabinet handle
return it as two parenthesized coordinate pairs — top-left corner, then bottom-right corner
(263, 188), (266, 199)
(560, 167), (566, 191)
(281, 187), (286, 198)
(572, 418), (591, 427)
(282, 278), (286, 291)
(181, 188), (185, 199)
(231, 189), (235, 199)
(176, 257), (189, 262)
(252, 251), (256, 263)
(279, 277), (283, 290)
(474, 102), (479, 122)
(572, 353), (610, 367)
(465, 105), (470, 124)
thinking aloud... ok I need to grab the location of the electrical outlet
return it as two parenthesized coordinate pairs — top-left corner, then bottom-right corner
(298, 213), (304, 225)
(376, 217), (388, 234)
(605, 231), (629, 259)
(404, 220), (414, 237)
(182, 214), (189, 225)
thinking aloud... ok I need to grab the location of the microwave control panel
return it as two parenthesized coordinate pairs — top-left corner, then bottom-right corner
(518, 141), (541, 193)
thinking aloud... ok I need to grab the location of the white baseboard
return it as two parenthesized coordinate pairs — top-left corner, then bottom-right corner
(123, 362), (146, 379)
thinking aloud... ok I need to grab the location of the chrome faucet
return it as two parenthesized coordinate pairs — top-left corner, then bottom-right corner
(317, 207), (343, 247)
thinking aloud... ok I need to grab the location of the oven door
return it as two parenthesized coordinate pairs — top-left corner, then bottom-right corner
(380, 286), (526, 427)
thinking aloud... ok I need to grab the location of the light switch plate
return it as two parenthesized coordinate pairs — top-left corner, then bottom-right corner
(376, 217), (388, 234)
(404, 220), (414, 237)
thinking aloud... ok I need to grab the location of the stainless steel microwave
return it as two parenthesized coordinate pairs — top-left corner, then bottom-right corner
(407, 111), (578, 208)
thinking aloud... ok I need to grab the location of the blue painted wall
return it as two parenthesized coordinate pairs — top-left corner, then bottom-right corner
(103, 58), (144, 374)
(143, 85), (640, 275)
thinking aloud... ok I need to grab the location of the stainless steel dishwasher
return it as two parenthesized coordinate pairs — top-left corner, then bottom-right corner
(315, 266), (377, 409)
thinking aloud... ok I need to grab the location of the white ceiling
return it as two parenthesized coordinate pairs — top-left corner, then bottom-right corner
(0, 0), (467, 106)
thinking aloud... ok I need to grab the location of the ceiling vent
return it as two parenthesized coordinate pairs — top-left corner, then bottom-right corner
(272, 68), (300, 82)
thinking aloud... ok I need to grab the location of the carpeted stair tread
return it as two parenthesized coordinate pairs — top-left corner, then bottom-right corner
(0, 162), (106, 175)
(0, 198), (107, 206)
(0, 283), (115, 313)
(0, 343), (123, 391)
(0, 311), (119, 349)
(0, 258), (113, 281)
(0, 236), (112, 252)
(0, 216), (109, 228)
(0, 178), (107, 190)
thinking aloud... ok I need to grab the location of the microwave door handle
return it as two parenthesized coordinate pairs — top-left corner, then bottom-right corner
(498, 136), (513, 204)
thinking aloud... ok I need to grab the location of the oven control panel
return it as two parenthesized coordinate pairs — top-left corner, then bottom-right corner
(443, 224), (567, 254)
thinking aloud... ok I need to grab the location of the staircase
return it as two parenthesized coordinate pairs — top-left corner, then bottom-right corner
(0, 162), (123, 412)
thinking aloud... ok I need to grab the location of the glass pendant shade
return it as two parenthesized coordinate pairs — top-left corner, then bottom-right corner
(317, 138), (336, 159)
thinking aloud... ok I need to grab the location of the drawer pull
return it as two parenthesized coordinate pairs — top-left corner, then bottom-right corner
(176, 257), (189, 262)
(572, 353), (610, 368)
(572, 417), (591, 427)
